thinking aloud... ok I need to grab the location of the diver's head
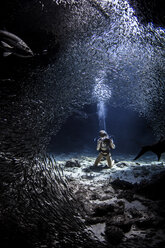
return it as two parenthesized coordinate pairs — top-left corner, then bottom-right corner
(99, 130), (107, 137)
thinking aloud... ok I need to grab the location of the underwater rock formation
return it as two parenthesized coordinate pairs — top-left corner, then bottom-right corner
(135, 171), (165, 200)
(65, 157), (165, 247)
(65, 159), (81, 168)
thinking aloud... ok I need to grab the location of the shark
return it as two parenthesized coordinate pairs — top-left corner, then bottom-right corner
(134, 137), (165, 161)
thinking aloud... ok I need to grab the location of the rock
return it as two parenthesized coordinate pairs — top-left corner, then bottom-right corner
(136, 162), (140, 165)
(85, 216), (106, 225)
(129, 207), (143, 218)
(91, 193), (99, 200)
(82, 165), (106, 172)
(105, 225), (124, 244)
(92, 204), (115, 217)
(107, 214), (133, 233)
(135, 216), (154, 228)
(111, 179), (134, 190)
(135, 211), (163, 228)
(89, 223), (106, 242)
(133, 167), (149, 177)
(99, 193), (114, 201)
(154, 201), (165, 218)
(81, 174), (95, 179)
(65, 159), (81, 168)
(114, 200), (125, 215)
(116, 162), (128, 168)
(135, 171), (165, 200)
(102, 186), (115, 194)
(118, 190), (134, 202)
(59, 156), (165, 247)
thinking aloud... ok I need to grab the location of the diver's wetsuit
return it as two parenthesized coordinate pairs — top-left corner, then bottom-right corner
(94, 137), (115, 168)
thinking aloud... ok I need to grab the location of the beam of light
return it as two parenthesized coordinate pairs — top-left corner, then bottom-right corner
(93, 71), (112, 130)
(97, 101), (107, 130)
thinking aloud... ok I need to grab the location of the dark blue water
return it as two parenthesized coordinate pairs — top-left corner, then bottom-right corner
(48, 105), (155, 157)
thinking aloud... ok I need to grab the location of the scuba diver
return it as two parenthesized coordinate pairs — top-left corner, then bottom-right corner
(94, 130), (115, 168)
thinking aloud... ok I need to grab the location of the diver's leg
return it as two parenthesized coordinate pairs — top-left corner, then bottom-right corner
(106, 154), (113, 168)
(94, 153), (103, 166)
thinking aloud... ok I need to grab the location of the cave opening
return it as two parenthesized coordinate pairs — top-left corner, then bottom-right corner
(48, 103), (155, 159)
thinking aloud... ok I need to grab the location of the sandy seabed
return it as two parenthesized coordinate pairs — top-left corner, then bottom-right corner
(55, 153), (165, 184)
(53, 152), (165, 247)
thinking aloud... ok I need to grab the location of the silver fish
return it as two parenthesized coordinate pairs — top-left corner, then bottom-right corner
(0, 30), (34, 58)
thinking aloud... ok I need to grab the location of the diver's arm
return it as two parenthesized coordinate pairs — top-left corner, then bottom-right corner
(110, 139), (115, 149)
(97, 139), (101, 151)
